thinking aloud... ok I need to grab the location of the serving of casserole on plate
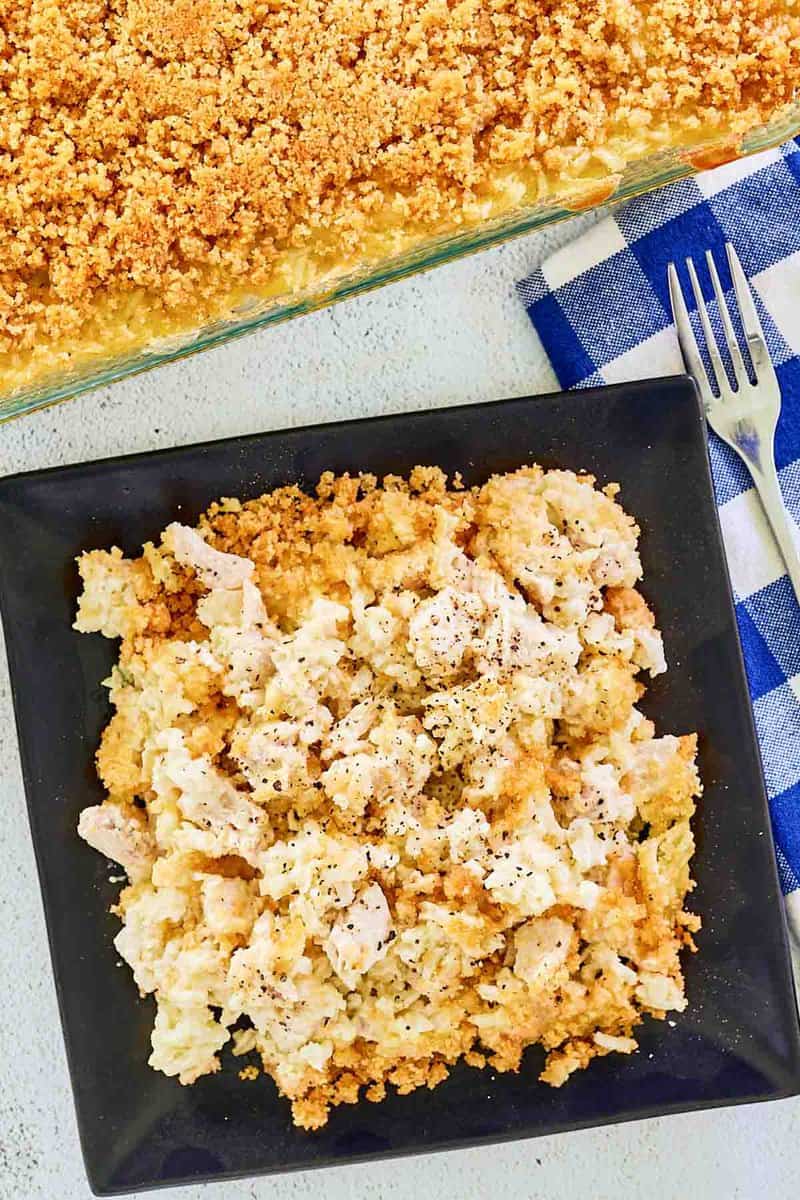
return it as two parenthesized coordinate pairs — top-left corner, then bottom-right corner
(0, 379), (797, 1195)
(1, 0), (799, 419)
(73, 460), (700, 1129)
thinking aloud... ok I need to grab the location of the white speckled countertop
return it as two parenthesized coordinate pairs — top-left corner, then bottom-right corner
(1, 216), (798, 1200)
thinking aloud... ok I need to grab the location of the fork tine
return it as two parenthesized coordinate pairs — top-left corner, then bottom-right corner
(667, 263), (715, 404)
(685, 257), (727, 396)
(726, 243), (771, 377)
(705, 250), (748, 389)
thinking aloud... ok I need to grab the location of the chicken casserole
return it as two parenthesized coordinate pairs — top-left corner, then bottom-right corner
(75, 465), (700, 1128)
(3, 0), (800, 395)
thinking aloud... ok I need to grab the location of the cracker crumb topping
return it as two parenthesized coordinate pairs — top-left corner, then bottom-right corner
(1, 0), (798, 385)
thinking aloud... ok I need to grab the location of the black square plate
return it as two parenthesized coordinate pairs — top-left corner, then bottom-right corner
(1, 377), (798, 1195)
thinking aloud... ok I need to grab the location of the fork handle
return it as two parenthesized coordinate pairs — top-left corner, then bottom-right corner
(750, 464), (800, 606)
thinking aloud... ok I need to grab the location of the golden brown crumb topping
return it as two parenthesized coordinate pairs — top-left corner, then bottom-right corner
(2, 0), (798, 370)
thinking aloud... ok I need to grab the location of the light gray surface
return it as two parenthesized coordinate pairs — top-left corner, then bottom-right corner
(1, 218), (798, 1200)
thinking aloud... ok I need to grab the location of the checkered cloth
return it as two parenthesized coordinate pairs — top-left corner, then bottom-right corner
(517, 140), (800, 938)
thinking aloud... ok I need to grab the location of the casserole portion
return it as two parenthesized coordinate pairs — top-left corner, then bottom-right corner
(75, 466), (701, 1127)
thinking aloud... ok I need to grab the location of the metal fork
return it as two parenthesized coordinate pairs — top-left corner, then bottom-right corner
(668, 243), (800, 603)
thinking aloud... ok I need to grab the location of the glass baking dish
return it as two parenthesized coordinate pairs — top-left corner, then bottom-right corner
(3, 104), (799, 425)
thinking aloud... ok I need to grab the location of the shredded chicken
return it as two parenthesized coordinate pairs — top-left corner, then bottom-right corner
(165, 524), (255, 590)
(77, 802), (156, 882)
(324, 884), (394, 988)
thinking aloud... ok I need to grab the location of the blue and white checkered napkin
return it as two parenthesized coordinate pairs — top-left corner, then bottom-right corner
(517, 140), (800, 936)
